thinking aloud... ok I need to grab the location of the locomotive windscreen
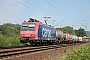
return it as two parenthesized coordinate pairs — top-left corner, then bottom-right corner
(21, 24), (35, 31)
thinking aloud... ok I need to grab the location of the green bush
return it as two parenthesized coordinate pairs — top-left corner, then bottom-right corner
(65, 43), (90, 60)
(0, 34), (23, 47)
(0, 23), (23, 47)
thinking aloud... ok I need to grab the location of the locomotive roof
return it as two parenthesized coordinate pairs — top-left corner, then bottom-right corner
(39, 22), (54, 28)
(28, 18), (40, 22)
(23, 18), (54, 28)
(23, 18), (42, 24)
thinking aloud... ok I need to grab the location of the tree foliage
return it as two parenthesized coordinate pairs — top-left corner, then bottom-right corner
(74, 27), (87, 37)
(57, 26), (86, 36)
(0, 23), (20, 37)
(0, 23), (23, 47)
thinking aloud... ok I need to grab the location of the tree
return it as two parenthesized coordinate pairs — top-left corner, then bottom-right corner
(0, 23), (20, 36)
(57, 26), (74, 34)
(74, 27), (86, 37)
(57, 26), (86, 36)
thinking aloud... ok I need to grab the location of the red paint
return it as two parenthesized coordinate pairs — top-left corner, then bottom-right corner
(65, 32), (71, 41)
(20, 22), (41, 40)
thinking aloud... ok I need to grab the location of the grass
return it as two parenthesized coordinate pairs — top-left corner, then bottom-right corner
(64, 43), (90, 60)
(45, 43), (90, 60)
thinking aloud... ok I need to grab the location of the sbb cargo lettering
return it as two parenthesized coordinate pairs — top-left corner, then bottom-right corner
(42, 28), (51, 37)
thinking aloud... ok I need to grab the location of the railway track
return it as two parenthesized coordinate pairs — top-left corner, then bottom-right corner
(0, 43), (81, 59)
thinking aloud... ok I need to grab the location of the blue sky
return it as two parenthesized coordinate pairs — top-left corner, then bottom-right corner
(0, 0), (90, 31)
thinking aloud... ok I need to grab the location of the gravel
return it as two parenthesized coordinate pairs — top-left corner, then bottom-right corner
(2, 44), (81, 60)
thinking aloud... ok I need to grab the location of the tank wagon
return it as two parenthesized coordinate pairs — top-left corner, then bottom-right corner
(55, 29), (63, 43)
(55, 29), (73, 43)
(62, 32), (73, 43)
(20, 18), (56, 45)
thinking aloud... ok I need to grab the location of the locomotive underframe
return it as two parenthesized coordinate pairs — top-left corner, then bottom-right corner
(20, 37), (61, 45)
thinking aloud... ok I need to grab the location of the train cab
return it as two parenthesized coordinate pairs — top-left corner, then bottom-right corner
(20, 18), (41, 44)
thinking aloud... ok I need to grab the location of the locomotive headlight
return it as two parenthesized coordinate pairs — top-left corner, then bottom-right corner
(21, 34), (24, 36)
(31, 34), (35, 37)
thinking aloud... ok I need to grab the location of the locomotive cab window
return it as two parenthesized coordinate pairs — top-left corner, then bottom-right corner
(28, 24), (35, 30)
(21, 24), (35, 31)
(22, 24), (28, 30)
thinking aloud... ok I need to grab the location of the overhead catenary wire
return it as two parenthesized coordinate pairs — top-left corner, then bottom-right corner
(54, 20), (64, 27)
(52, 0), (85, 26)
(26, 0), (48, 15)
(26, 1), (43, 11)
(15, 0), (73, 26)
(14, 0), (45, 16)
(46, 0), (65, 17)
(46, 0), (71, 23)
(76, 20), (86, 27)
(52, 0), (66, 14)
(52, 0), (73, 20)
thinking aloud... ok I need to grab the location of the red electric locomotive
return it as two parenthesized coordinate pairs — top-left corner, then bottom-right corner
(19, 18), (56, 45)
(20, 18), (41, 45)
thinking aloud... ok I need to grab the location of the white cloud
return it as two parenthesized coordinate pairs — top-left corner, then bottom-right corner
(0, 0), (24, 23)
